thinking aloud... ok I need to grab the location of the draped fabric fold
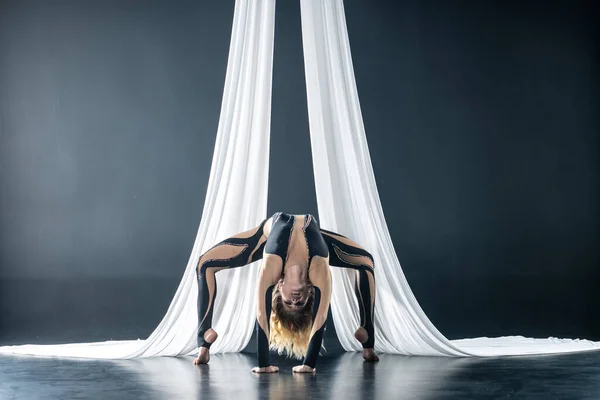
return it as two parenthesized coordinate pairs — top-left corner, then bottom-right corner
(299, 0), (599, 357)
(0, 0), (276, 359)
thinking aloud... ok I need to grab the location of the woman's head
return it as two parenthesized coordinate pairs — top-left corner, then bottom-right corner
(276, 272), (312, 310)
(269, 276), (315, 359)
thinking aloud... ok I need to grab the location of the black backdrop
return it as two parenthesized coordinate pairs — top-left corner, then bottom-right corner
(0, 0), (598, 346)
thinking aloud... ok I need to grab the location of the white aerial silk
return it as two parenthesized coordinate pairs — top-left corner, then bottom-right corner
(300, 0), (599, 356)
(0, 0), (598, 359)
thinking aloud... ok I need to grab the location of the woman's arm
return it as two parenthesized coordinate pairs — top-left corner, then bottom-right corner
(194, 218), (269, 364)
(252, 254), (282, 373)
(293, 257), (332, 373)
(319, 229), (378, 361)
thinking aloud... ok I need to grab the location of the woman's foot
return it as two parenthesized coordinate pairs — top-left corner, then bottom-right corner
(192, 329), (218, 365)
(354, 327), (368, 344)
(204, 328), (218, 344)
(193, 347), (210, 365)
(355, 327), (379, 362)
(362, 348), (379, 362)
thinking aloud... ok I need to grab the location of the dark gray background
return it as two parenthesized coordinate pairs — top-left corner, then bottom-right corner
(0, 0), (598, 345)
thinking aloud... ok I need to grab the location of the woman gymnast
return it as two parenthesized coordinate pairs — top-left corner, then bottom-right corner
(193, 212), (378, 373)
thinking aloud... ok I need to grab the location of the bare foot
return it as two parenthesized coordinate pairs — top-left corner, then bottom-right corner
(354, 327), (368, 344)
(204, 328), (218, 344)
(251, 366), (279, 373)
(362, 348), (379, 362)
(192, 329), (218, 365)
(193, 347), (210, 365)
(292, 365), (315, 373)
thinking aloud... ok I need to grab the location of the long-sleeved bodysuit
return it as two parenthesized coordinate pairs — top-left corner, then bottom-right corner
(196, 212), (375, 368)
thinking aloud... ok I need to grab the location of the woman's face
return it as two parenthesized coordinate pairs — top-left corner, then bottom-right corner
(277, 279), (310, 312)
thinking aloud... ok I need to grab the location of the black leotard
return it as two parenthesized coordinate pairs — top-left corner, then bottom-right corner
(264, 212), (328, 266)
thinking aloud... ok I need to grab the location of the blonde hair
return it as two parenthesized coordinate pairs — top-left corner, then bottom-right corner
(269, 284), (314, 359)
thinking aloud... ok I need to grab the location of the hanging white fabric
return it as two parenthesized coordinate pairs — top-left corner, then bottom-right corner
(299, 0), (599, 356)
(0, 0), (276, 359)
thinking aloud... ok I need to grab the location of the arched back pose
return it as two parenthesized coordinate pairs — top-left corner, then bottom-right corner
(193, 212), (378, 373)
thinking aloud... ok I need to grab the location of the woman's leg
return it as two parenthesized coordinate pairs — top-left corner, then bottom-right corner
(194, 219), (268, 363)
(319, 229), (377, 357)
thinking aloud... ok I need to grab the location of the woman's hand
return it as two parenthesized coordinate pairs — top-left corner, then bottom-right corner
(292, 365), (315, 373)
(251, 366), (279, 373)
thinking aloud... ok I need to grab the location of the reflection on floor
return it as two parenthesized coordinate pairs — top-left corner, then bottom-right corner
(1, 351), (599, 399)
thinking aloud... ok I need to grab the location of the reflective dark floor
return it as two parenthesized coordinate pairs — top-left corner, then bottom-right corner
(1, 351), (599, 399)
